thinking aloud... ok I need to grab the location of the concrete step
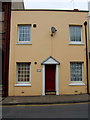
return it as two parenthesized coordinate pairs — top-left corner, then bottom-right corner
(45, 91), (56, 95)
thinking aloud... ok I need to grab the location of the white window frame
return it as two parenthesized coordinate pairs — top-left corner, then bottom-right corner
(15, 62), (31, 86)
(69, 25), (83, 45)
(17, 24), (32, 44)
(69, 62), (85, 86)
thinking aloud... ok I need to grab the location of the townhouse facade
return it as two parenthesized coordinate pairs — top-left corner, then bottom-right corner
(9, 9), (89, 96)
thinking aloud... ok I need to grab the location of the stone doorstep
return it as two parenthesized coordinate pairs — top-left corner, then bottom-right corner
(45, 91), (56, 95)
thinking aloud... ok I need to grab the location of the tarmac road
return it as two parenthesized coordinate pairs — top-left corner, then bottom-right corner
(1, 102), (90, 118)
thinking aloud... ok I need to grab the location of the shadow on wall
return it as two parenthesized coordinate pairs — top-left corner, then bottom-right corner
(0, 48), (2, 85)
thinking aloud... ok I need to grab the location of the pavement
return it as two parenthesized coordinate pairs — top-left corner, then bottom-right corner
(1, 94), (90, 105)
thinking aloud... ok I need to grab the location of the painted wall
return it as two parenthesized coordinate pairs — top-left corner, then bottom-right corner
(12, 0), (24, 10)
(9, 10), (88, 96)
(1, 0), (24, 97)
(88, 1), (90, 93)
(2, 2), (11, 97)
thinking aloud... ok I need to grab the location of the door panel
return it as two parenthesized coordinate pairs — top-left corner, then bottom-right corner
(45, 65), (56, 92)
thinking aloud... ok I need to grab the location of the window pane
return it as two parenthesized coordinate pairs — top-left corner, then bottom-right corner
(18, 25), (30, 42)
(70, 62), (82, 81)
(75, 26), (81, 41)
(70, 26), (81, 42)
(0, 12), (4, 21)
(70, 26), (75, 41)
(17, 63), (30, 83)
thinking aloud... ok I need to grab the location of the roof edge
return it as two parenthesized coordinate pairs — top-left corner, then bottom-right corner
(11, 9), (88, 12)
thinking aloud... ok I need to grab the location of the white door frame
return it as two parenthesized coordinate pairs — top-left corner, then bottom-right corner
(42, 64), (59, 95)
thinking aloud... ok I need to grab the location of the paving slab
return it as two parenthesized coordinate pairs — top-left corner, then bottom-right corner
(2, 94), (90, 105)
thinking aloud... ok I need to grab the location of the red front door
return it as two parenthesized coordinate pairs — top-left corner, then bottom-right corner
(45, 65), (56, 92)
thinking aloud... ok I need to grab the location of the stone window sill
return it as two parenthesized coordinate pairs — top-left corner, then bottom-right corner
(69, 42), (85, 45)
(69, 83), (85, 86)
(14, 84), (32, 87)
(16, 43), (32, 45)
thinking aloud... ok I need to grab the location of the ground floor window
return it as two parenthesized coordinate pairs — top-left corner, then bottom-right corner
(17, 62), (31, 84)
(70, 62), (83, 82)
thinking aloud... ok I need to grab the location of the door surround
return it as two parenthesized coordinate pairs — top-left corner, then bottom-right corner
(41, 56), (60, 95)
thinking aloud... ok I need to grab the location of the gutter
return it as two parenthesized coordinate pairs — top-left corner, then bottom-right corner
(84, 21), (89, 94)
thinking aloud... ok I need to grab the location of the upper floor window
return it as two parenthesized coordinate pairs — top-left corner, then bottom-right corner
(18, 25), (31, 43)
(69, 25), (82, 44)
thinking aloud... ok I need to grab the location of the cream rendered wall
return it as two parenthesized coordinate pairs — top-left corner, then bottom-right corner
(9, 10), (88, 96)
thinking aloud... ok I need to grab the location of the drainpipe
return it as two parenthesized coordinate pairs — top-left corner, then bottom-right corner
(84, 21), (89, 94)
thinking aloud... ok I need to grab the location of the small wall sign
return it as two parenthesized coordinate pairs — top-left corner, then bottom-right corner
(37, 69), (42, 72)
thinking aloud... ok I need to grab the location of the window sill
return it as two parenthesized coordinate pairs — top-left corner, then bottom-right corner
(14, 84), (32, 87)
(69, 42), (85, 45)
(16, 43), (32, 45)
(69, 83), (85, 86)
